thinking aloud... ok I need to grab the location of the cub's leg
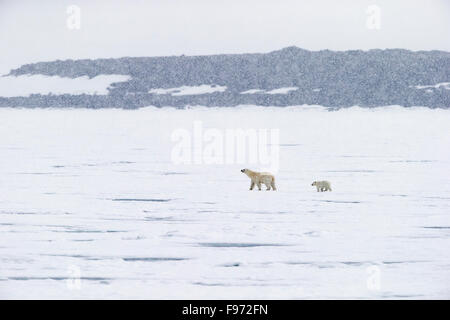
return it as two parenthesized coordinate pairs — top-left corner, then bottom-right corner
(250, 181), (255, 190)
(257, 182), (262, 191)
(316, 186), (320, 192)
(264, 183), (271, 191)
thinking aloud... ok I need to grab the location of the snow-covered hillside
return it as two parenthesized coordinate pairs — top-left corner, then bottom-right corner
(0, 75), (131, 97)
(2, 47), (450, 109)
(0, 106), (449, 299)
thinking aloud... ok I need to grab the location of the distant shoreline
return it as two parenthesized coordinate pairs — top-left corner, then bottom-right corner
(1, 47), (449, 109)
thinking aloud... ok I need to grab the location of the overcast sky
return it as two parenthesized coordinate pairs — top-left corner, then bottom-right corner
(1, 0), (449, 74)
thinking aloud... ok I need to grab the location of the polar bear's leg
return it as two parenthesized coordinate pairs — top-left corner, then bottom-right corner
(257, 182), (262, 191)
(271, 180), (276, 191)
(250, 181), (255, 190)
(265, 183), (271, 190)
(316, 186), (320, 192)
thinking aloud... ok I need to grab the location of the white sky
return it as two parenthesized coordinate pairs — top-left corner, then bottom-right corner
(1, 0), (449, 75)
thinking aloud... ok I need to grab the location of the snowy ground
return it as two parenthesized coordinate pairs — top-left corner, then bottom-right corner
(0, 105), (449, 299)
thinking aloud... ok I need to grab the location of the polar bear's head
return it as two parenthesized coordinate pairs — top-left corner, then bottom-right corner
(241, 169), (247, 173)
(311, 181), (317, 186)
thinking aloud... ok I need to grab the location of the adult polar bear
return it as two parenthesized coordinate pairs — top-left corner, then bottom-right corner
(241, 169), (276, 191)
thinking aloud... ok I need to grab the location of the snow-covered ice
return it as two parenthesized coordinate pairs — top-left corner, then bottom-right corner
(0, 105), (449, 299)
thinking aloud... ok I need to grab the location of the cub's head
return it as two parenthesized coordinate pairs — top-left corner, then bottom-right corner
(311, 181), (317, 186)
(241, 169), (248, 173)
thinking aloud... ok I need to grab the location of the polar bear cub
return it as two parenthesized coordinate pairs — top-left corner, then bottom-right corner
(241, 169), (276, 191)
(312, 180), (332, 192)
